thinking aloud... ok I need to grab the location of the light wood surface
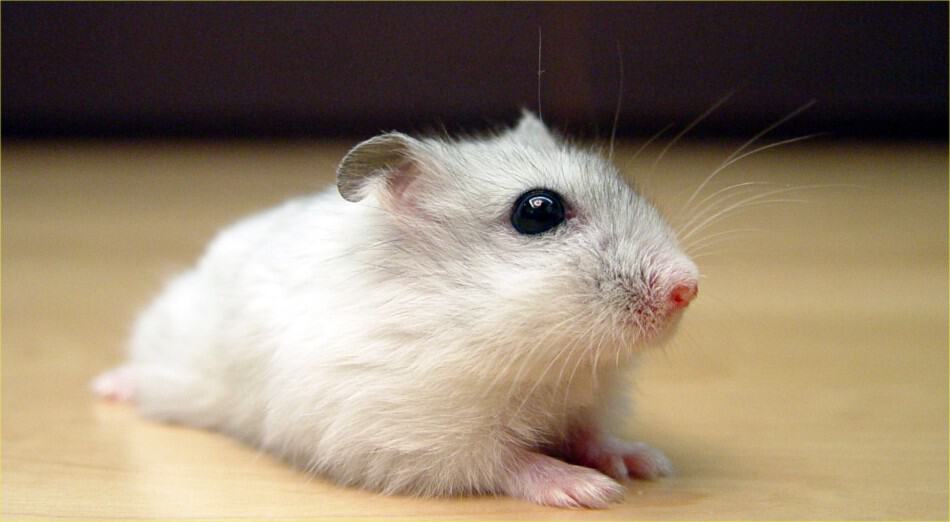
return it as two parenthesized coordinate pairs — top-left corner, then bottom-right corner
(2, 138), (947, 520)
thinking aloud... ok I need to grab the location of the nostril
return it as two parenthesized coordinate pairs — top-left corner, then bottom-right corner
(669, 282), (698, 309)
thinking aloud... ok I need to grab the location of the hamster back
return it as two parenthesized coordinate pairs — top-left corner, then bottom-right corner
(93, 112), (699, 509)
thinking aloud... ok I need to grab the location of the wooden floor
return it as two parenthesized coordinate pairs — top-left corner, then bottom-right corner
(2, 138), (947, 520)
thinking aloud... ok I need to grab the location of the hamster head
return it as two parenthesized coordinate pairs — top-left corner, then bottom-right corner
(336, 111), (698, 367)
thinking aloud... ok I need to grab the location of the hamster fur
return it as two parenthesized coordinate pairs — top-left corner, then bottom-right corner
(93, 112), (699, 509)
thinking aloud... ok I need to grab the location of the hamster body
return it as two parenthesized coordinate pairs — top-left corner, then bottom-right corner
(94, 113), (699, 509)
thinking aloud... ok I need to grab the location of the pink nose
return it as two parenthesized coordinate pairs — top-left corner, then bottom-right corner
(669, 282), (698, 309)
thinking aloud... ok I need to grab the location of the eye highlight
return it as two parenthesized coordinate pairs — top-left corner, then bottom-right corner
(511, 189), (566, 235)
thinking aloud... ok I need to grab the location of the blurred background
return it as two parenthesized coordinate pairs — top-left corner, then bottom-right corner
(3, 1), (947, 141)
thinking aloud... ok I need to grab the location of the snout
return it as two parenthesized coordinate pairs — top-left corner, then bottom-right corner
(668, 281), (698, 310)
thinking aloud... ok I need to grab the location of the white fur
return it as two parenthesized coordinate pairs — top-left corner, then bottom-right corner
(103, 113), (698, 506)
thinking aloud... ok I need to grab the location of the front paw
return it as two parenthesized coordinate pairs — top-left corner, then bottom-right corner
(563, 430), (673, 481)
(501, 451), (625, 509)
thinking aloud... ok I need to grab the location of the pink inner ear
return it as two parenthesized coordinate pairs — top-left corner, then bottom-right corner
(380, 160), (425, 218)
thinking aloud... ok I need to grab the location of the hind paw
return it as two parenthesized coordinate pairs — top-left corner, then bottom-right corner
(91, 366), (136, 402)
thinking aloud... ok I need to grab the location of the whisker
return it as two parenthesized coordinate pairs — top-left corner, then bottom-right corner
(614, 314), (634, 370)
(682, 227), (763, 254)
(486, 312), (572, 394)
(687, 238), (747, 258)
(690, 251), (730, 260)
(680, 180), (856, 239)
(608, 40), (625, 163)
(625, 121), (676, 196)
(536, 27), (544, 123)
(587, 327), (609, 394)
(674, 181), (779, 226)
(650, 90), (736, 172)
(688, 244), (764, 260)
(558, 331), (592, 413)
(678, 184), (788, 236)
(505, 310), (597, 407)
(627, 123), (675, 167)
(509, 323), (591, 419)
(561, 311), (612, 411)
(681, 196), (810, 242)
(679, 132), (824, 216)
(496, 313), (577, 397)
(721, 99), (817, 166)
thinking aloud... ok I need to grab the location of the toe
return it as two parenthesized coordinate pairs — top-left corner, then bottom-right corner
(90, 366), (136, 402)
(622, 445), (673, 480)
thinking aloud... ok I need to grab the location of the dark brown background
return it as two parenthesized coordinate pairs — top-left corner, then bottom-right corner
(3, 2), (947, 139)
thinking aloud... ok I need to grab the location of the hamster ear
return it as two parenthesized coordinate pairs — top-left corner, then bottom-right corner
(336, 132), (424, 203)
(508, 109), (558, 148)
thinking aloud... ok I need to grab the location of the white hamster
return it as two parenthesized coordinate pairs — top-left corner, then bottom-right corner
(93, 112), (699, 509)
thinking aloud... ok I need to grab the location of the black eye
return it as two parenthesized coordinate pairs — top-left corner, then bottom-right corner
(511, 189), (566, 235)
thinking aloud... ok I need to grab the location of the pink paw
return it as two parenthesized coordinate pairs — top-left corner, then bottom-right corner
(563, 429), (673, 481)
(502, 451), (624, 509)
(90, 366), (136, 402)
